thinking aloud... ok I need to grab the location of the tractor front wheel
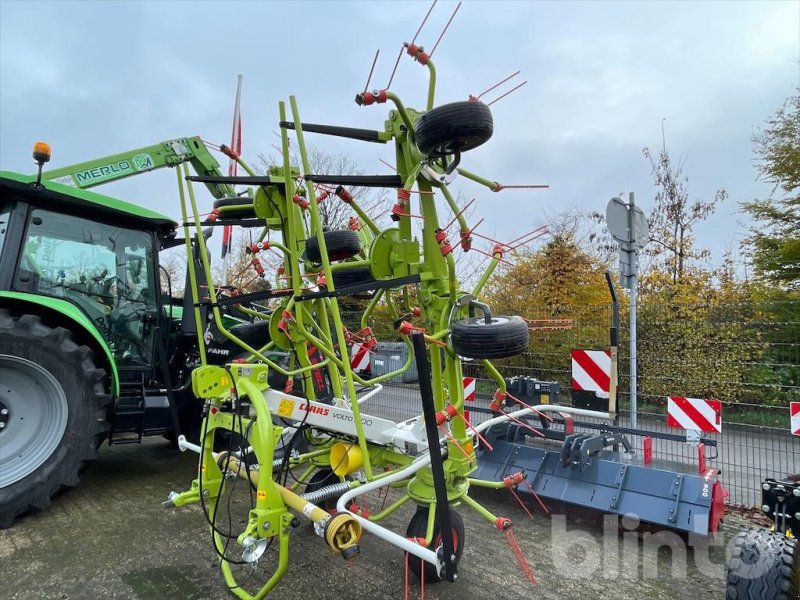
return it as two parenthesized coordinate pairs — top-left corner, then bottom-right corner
(0, 311), (110, 527)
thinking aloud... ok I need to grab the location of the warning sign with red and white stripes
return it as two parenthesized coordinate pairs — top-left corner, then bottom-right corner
(350, 342), (370, 372)
(571, 349), (610, 398)
(791, 402), (800, 437)
(463, 377), (476, 402)
(667, 397), (722, 433)
(463, 377), (475, 421)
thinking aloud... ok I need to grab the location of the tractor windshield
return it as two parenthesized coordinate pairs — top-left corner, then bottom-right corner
(14, 208), (158, 368)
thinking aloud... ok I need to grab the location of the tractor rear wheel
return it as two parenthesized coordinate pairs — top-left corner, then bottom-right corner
(725, 528), (799, 599)
(0, 311), (110, 527)
(405, 506), (465, 582)
(450, 315), (529, 359)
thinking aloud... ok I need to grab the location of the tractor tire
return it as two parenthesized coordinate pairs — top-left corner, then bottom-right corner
(331, 266), (376, 290)
(0, 311), (110, 528)
(305, 230), (361, 263)
(450, 315), (529, 359)
(405, 506), (465, 582)
(213, 196), (256, 219)
(414, 101), (493, 157)
(725, 528), (799, 600)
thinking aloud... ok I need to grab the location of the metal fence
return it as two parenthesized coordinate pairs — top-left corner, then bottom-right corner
(345, 300), (800, 507)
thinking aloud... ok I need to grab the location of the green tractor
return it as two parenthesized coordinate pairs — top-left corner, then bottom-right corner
(0, 139), (287, 527)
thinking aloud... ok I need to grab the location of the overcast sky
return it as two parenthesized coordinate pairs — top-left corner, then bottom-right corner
(1, 0), (798, 271)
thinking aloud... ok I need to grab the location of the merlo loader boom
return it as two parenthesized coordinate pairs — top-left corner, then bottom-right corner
(42, 136), (233, 200)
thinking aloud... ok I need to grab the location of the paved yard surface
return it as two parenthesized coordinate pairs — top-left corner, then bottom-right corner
(2, 438), (742, 600)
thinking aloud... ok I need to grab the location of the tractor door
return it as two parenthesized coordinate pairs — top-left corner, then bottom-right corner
(13, 208), (160, 369)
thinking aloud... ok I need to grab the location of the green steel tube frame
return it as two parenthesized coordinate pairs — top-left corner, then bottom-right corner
(171, 47), (530, 597)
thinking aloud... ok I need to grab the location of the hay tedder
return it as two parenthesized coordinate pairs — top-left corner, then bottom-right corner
(154, 26), (609, 598)
(1, 6), (739, 599)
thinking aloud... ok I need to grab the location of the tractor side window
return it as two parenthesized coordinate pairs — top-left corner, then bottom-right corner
(0, 204), (10, 256)
(14, 209), (158, 368)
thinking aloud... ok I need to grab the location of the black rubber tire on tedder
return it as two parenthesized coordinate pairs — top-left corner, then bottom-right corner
(414, 101), (493, 157)
(0, 310), (111, 528)
(450, 315), (529, 359)
(213, 196), (256, 219)
(331, 266), (376, 290)
(405, 507), (465, 582)
(305, 230), (361, 263)
(304, 468), (347, 513)
(725, 528), (799, 600)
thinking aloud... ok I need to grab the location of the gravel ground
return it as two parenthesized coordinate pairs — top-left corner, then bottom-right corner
(1, 438), (743, 600)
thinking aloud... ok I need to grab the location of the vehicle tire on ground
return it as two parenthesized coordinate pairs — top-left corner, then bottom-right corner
(213, 197), (256, 219)
(414, 101), (493, 157)
(305, 230), (361, 263)
(405, 506), (465, 582)
(331, 266), (376, 290)
(725, 528), (799, 600)
(450, 315), (529, 359)
(0, 310), (111, 528)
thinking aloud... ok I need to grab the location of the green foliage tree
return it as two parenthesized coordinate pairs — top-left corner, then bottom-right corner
(742, 92), (800, 290)
(738, 92), (800, 407)
(635, 267), (769, 409)
(486, 221), (611, 378)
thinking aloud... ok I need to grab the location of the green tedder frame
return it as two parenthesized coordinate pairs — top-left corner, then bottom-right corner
(164, 42), (600, 599)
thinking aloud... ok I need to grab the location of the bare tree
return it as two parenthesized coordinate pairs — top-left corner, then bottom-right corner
(643, 144), (727, 283)
(257, 145), (390, 230)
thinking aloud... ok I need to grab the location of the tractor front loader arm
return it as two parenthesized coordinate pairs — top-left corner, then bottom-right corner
(42, 136), (234, 200)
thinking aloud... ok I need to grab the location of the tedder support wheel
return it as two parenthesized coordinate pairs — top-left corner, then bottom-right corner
(405, 507), (465, 582)
(305, 230), (361, 263)
(450, 315), (529, 359)
(725, 528), (799, 600)
(331, 266), (376, 290)
(414, 101), (494, 157)
(213, 196), (256, 219)
(0, 311), (110, 528)
(304, 468), (348, 513)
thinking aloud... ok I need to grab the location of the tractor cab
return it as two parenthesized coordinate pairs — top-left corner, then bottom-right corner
(13, 206), (160, 368)
(0, 170), (174, 376)
(0, 152), (186, 456)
